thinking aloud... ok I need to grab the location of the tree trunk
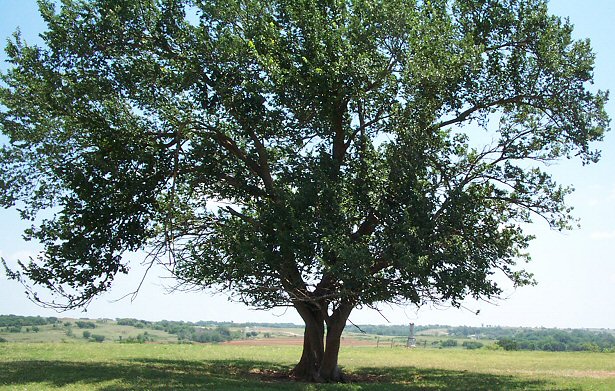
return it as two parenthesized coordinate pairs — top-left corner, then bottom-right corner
(291, 301), (353, 382)
(319, 321), (346, 381)
(291, 303), (325, 382)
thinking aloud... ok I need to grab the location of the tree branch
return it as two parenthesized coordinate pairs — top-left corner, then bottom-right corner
(350, 209), (379, 241)
(432, 94), (540, 130)
(225, 206), (259, 226)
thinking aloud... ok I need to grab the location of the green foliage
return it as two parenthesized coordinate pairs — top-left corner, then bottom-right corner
(497, 330), (615, 352)
(116, 318), (150, 328)
(0, 0), (607, 315)
(91, 334), (105, 343)
(0, 315), (57, 328)
(0, 0), (609, 377)
(462, 341), (484, 350)
(75, 321), (96, 329)
(82, 331), (91, 339)
(497, 338), (519, 351)
(120, 332), (153, 344)
(440, 339), (458, 348)
(346, 324), (446, 336)
(148, 320), (238, 343)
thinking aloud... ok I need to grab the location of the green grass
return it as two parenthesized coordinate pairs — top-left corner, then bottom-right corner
(1, 343), (614, 390)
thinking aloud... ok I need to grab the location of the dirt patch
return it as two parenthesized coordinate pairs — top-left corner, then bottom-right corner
(562, 370), (615, 379)
(514, 369), (615, 379)
(244, 368), (391, 384)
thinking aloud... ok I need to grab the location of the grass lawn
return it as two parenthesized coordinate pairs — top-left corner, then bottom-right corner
(1, 343), (614, 390)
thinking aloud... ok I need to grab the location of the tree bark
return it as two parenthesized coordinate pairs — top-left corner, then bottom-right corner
(291, 302), (325, 381)
(291, 301), (353, 382)
(319, 303), (353, 382)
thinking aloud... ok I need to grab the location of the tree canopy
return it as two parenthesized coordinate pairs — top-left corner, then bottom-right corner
(0, 0), (608, 381)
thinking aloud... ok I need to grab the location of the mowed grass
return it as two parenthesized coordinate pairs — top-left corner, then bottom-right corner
(1, 342), (614, 390)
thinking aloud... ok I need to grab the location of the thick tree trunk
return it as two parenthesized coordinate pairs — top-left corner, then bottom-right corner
(319, 321), (346, 381)
(291, 303), (325, 381)
(291, 301), (353, 382)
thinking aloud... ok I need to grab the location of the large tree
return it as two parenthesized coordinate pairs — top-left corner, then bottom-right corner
(0, 0), (608, 382)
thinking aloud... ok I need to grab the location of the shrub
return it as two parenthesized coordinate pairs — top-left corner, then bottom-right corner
(497, 338), (518, 351)
(75, 321), (96, 329)
(462, 341), (484, 350)
(120, 333), (153, 344)
(91, 334), (105, 342)
(82, 331), (91, 339)
(440, 339), (458, 348)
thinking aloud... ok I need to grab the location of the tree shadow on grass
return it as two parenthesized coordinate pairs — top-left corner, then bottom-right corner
(347, 366), (581, 391)
(0, 358), (579, 390)
(0, 359), (293, 391)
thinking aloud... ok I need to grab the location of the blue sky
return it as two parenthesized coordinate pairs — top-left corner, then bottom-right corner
(0, 0), (613, 328)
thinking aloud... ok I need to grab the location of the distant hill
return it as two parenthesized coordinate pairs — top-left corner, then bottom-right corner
(2, 315), (614, 352)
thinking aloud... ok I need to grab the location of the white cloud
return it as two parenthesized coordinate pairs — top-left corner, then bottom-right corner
(590, 231), (615, 240)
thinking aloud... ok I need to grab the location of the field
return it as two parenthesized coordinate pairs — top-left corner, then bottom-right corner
(1, 317), (614, 390)
(1, 342), (615, 390)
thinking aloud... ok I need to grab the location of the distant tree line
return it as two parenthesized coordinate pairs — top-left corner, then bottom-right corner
(0, 315), (59, 327)
(444, 325), (615, 352)
(115, 318), (242, 343)
(75, 321), (96, 329)
(342, 324), (615, 353)
(116, 318), (149, 328)
(115, 318), (300, 330)
(344, 324), (446, 336)
(194, 321), (299, 329)
(496, 329), (615, 352)
(153, 321), (239, 343)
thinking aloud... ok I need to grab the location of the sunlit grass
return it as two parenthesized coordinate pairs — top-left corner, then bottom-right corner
(1, 343), (614, 390)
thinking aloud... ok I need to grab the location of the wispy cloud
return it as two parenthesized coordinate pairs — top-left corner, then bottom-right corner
(590, 231), (615, 240)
